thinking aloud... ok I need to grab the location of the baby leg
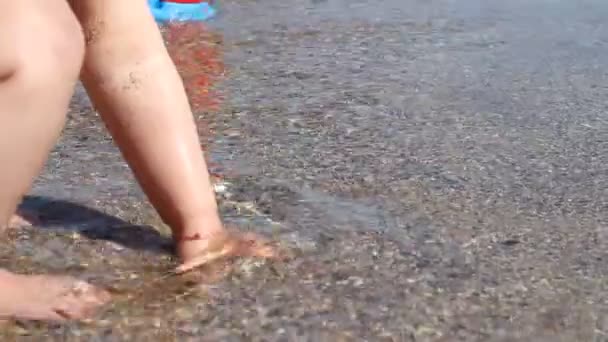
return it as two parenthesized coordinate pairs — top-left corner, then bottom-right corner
(0, 0), (109, 321)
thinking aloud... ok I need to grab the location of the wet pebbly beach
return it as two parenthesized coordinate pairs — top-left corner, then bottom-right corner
(4, 0), (608, 340)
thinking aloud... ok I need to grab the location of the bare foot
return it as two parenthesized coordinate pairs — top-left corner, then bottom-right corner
(7, 210), (40, 229)
(175, 228), (278, 274)
(0, 270), (111, 321)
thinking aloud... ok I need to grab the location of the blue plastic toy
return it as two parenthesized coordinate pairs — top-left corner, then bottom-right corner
(148, 0), (217, 23)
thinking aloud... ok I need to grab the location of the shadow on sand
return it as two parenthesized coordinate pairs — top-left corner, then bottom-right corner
(19, 195), (173, 254)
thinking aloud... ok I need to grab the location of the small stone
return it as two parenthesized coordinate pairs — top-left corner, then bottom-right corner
(350, 276), (364, 287)
(153, 318), (162, 328)
(108, 241), (125, 251)
(213, 182), (227, 194)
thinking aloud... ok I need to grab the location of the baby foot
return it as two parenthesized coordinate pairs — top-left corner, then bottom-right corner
(175, 229), (277, 274)
(7, 210), (40, 229)
(0, 270), (111, 321)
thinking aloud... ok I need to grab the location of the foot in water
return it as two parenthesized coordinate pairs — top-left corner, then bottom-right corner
(0, 270), (111, 321)
(175, 226), (278, 274)
(2, 212), (109, 321)
(6, 210), (40, 229)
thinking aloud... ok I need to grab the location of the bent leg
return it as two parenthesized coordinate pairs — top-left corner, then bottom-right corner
(70, 0), (276, 270)
(70, 0), (222, 241)
(0, 0), (109, 321)
(0, 1), (81, 227)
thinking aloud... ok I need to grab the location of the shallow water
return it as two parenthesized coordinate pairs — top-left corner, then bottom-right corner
(4, 0), (608, 340)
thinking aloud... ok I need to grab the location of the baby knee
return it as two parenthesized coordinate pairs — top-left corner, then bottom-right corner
(10, 12), (85, 82)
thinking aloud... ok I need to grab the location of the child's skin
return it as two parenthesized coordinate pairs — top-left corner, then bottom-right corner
(0, 0), (273, 321)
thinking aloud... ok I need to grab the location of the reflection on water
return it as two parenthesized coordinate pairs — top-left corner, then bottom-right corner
(164, 22), (225, 114)
(162, 22), (226, 170)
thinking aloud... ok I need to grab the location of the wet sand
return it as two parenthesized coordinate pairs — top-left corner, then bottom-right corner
(3, 0), (608, 340)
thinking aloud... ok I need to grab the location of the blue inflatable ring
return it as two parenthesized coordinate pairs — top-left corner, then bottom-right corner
(148, 0), (217, 22)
